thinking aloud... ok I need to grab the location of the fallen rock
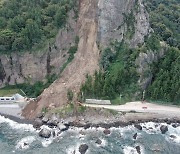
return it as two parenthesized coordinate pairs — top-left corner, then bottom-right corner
(33, 118), (43, 129)
(84, 123), (91, 129)
(172, 123), (179, 128)
(133, 133), (138, 140)
(57, 123), (67, 131)
(95, 139), (102, 145)
(103, 129), (111, 135)
(42, 116), (49, 123)
(47, 114), (59, 126)
(134, 124), (142, 130)
(160, 125), (168, 134)
(170, 135), (177, 139)
(135, 146), (141, 154)
(39, 128), (51, 138)
(79, 144), (88, 154)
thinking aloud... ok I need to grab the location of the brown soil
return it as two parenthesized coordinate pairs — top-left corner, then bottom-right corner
(22, 0), (100, 119)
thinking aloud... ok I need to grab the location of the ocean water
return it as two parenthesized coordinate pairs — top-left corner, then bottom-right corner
(0, 115), (180, 154)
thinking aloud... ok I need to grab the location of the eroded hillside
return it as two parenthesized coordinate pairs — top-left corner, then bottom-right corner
(22, 0), (151, 119)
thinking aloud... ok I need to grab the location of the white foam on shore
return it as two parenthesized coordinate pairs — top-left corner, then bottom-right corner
(140, 122), (161, 134)
(165, 125), (180, 144)
(41, 137), (54, 147)
(123, 145), (144, 154)
(66, 144), (81, 154)
(0, 115), (35, 132)
(15, 136), (36, 150)
(123, 146), (138, 154)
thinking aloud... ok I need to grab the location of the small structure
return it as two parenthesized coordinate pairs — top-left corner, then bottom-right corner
(85, 99), (111, 105)
(0, 93), (25, 104)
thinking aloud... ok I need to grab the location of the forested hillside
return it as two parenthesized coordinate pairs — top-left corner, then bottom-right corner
(80, 0), (180, 104)
(0, 0), (76, 52)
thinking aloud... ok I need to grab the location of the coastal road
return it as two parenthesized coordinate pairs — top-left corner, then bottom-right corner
(0, 104), (22, 118)
(84, 101), (180, 117)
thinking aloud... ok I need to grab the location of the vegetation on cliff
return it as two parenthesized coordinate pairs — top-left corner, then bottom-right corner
(0, 0), (76, 53)
(81, 0), (180, 105)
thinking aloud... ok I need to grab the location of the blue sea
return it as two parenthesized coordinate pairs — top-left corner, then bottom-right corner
(0, 115), (180, 154)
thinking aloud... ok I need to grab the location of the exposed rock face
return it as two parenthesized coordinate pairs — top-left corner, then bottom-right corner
(0, 11), (77, 88)
(136, 47), (167, 90)
(97, 0), (150, 47)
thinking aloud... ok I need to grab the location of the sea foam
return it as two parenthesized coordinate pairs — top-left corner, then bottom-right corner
(0, 115), (35, 132)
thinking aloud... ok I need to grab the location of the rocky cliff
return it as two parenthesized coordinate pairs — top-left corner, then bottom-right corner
(0, 11), (77, 87)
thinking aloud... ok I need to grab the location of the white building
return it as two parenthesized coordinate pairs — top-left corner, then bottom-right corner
(0, 93), (25, 104)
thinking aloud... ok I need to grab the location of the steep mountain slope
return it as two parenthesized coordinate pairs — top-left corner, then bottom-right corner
(22, 0), (100, 119)
(22, 0), (150, 119)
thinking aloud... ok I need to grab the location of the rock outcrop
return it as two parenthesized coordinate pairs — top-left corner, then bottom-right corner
(0, 11), (77, 88)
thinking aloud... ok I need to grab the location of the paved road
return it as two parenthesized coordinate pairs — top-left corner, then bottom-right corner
(84, 101), (180, 116)
(0, 104), (22, 118)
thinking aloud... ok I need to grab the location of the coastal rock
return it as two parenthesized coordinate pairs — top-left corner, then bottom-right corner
(47, 114), (59, 126)
(84, 123), (91, 129)
(95, 139), (102, 145)
(135, 146), (141, 154)
(42, 116), (49, 123)
(39, 128), (51, 138)
(79, 144), (88, 154)
(103, 129), (111, 135)
(57, 123), (67, 131)
(160, 125), (168, 134)
(133, 133), (138, 140)
(134, 124), (142, 130)
(33, 118), (43, 129)
(172, 123), (180, 128)
(170, 135), (177, 139)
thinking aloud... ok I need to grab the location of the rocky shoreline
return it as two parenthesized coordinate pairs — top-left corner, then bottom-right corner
(33, 113), (180, 137)
(33, 114), (180, 154)
(1, 112), (180, 154)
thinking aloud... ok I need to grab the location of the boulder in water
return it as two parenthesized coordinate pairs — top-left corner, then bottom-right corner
(135, 146), (141, 154)
(133, 133), (138, 140)
(134, 124), (142, 130)
(57, 122), (67, 131)
(33, 118), (43, 129)
(79, 144), (88, 154)
(172, 123), (180, 128)
(103, 129), (111, 135)
(170, 135), (177, 139)
(39, 128), (51, 138)
(47, 114), (59, 126)
(95, 139), (102, 145)
(160, 125), (168, 134)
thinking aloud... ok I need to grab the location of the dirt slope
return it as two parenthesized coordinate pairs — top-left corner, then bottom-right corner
(22, 0), (100, 119)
